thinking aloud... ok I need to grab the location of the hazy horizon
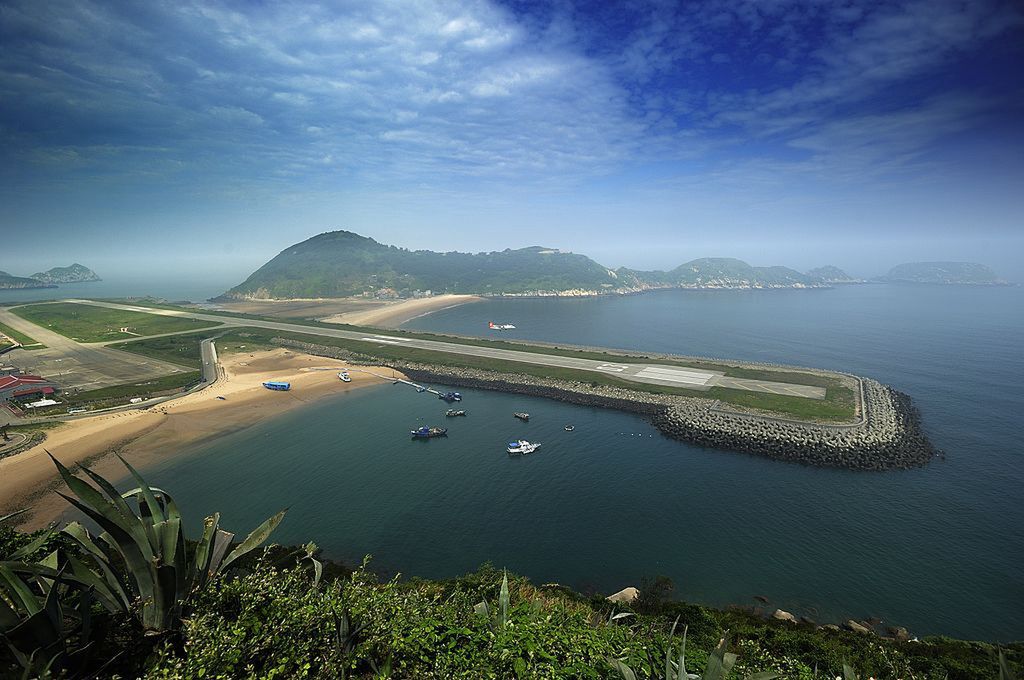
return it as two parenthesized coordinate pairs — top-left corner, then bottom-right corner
(3, 0), (1023, 282)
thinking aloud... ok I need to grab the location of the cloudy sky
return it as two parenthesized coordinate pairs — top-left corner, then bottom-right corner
(2, 0), (1022, 279)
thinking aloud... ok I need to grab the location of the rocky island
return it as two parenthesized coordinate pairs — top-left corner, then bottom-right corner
(29, 263), (101, 284)
(0, 270), (56, 290)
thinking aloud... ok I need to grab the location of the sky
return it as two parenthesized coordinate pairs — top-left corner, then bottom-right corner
(2, 0), (1023, 281)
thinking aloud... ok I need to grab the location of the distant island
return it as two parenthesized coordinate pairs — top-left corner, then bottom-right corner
(0, 270), (56, 290)
(222, 230), (861, 300)
(875, 262), (1008, 286)
(0, 263), (100, 289)
(805, 265), (865, 284)
(30, 263), (101, 284)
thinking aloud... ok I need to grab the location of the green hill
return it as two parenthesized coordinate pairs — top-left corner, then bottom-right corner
(224, 231), (833, 299)
(876, 262), (1007, 285)
(30, 263), (101, 283)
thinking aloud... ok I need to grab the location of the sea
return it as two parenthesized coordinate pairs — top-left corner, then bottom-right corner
(16, 282), (1023, 641)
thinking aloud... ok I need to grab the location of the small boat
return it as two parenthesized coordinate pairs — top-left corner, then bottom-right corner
(513, 412), (530, 421)
(411, 426), (448, 439)
(445, 409), (467, 417)
(564, 425), (574, 431)
(339, 371), (351, 382)
(262, 381), (290, 391)
(416, 386), (427, 393)
(488, 322), (516, 330)
(438, 391), (462, 402)
(507, 440), (541, 455)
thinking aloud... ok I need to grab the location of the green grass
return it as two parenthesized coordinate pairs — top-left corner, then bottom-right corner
(214, 328), (856, 421)
(11, 302), (220, 343)
(109, 333), (209, 369)
(64, 371), (201, 405)
(0, 320), (45, 350)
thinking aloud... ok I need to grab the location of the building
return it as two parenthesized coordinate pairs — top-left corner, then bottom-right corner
(0, 373), (61, 405)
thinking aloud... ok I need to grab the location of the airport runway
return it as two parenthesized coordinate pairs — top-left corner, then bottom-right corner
(64, 300), (827, 400)
(0, 308), (190, 393)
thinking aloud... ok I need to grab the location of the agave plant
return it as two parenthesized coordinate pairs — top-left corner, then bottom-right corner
(50, 453), (286, 633)
(0, 548), (119, 677)
(474, 569), (511, 629)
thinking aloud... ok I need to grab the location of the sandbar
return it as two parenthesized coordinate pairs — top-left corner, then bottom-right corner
(320, 294), (481, 328)
(0, 348), (406, 529)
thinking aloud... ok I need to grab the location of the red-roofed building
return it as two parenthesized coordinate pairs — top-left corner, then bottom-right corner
(0, 374), (61, 404)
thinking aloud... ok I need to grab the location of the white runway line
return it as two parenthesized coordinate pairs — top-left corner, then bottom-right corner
(634, 366), (714, 385)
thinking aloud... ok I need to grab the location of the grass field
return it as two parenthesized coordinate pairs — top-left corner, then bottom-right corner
(0, 320), (45, 350)
(12, 302), (220, 343)
(212, 327), (857, 421)
(109, 333), (208, 369)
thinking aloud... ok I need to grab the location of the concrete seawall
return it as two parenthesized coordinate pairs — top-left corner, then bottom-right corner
(276, 338), (938, 471)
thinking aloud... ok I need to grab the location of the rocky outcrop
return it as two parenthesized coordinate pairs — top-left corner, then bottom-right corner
(606, 587), (640, 604)
(772, 609), (798, 623)
(274, 339), (937, 471)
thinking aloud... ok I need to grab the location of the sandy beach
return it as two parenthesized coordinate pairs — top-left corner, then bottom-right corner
(320, 294), (481, 328)
(0, 349), (405, 529)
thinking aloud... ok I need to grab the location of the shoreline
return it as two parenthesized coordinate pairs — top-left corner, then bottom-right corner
(0, 348), (406, 529)
(318, 294), (482, 328)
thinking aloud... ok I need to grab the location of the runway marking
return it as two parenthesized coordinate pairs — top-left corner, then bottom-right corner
(634, 366), (714, 385)
(596, 363), (629, 373)
(362, 337), (407, 346)
(371, 335), (413, 342)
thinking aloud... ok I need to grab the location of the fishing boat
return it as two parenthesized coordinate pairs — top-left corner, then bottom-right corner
(438, 391), (462, 402)
(338, 371), (351, 382)
(262, 381), (290, 391)
(513, 412), (530, 421)
(488, 321), (516, 330)
(564, 425), (574, 431)
(445, 409), (467, 417)
(507, 440), (541, 455)
(410, 426), (448, 439)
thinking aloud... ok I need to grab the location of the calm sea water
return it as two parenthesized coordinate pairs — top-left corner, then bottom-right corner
(129, 285), (1022, 640)
(0, 275), (234, 304)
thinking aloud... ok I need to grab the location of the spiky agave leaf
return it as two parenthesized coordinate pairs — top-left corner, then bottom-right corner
(499, 569), (509, 628)
(220, 508), (286, 572)
(606, 657), (638, 680)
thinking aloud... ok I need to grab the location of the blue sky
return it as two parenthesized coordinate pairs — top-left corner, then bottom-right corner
(2, 0), (1022, 280)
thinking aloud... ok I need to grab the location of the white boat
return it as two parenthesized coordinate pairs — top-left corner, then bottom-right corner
(339, 371), (351, 382)
(488, 321), (516, 330)
(507, 439), (541, 455)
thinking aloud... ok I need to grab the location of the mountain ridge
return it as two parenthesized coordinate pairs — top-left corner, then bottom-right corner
(223, 230), (860, 300)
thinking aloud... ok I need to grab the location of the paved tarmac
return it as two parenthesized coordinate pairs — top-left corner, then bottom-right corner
(65, 300), (827, 400)
(0, 308), (191, 394)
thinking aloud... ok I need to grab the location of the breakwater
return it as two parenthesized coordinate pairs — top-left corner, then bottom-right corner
(275, 338), (937, 471)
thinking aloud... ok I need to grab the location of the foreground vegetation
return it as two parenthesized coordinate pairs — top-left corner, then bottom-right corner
(11, 303), (220, 343)
(2, 460), (1019, 679)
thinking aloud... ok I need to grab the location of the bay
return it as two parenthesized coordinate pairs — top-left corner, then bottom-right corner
(133, 284), (1023, 640)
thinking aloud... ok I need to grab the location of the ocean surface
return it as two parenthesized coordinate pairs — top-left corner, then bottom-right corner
(0, 275), (234, 305)
(120, 285), (1022, 640)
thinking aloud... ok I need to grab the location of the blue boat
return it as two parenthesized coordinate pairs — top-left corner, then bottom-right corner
(438, 391), (462, 402)
(411, 426), (448, 439)
(262, 381), (291, 391)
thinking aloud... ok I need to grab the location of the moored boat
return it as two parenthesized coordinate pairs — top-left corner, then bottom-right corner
(507, 440), (541, 454)
(564, 425), (574, 431)
(439, 391), (462, 402)
(411, 425), (448, 439)
(513, 412), (529, 421)
(339, 371), (351, 382)
(445, 409), (467, 417)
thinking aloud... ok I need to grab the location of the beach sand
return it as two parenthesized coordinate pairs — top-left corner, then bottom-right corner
(0, 349), (405, 529)
(320, 294), (481, 328)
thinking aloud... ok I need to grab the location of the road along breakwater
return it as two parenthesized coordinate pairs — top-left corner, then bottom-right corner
(275, 338), (937, 471)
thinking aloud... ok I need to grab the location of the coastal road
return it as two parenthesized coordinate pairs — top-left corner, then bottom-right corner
(64, 300), (827, 400)
(0, 308), (191, 393)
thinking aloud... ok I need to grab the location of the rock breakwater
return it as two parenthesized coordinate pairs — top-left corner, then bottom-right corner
(275, 338), (937, 470)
